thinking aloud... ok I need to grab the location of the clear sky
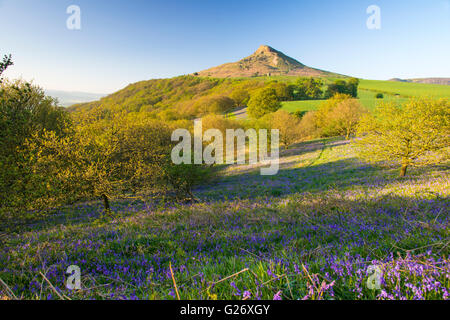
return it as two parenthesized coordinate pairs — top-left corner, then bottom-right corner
(1, 0), (449, 94)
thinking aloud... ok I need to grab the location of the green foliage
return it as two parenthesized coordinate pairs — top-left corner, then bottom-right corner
(247, 88), (281, 118)
(355, 98), (450, 176)
(0, 80), (70, 218)
(376, 93), (384, 99)
(69, 76), (266, 120)
(229, 88), (250, 107)
(267, 81), (294, 101)
(21, 113), (212, 213)
(185, 94), (235, 116)
(0, 54), (13, 82)
(325, 78), (359, 98)
(294, 77), (323, 100)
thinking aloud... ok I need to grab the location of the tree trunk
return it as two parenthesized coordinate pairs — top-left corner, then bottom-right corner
(400, 164), (408, 177)
(102, 194), (110, 212)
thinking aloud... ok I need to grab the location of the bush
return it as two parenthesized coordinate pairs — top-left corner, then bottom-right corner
(294, 77), (323, 100)
(247, 88), (281, 118)
(230, 88), (250, 107)
(376, 93), (384, 99)
(324, 78), (359, 98)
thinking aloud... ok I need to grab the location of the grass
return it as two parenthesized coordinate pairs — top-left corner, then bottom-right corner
(280, 79), (450, 114)
(1, 137), (449, 300)
(281, 100), (323, 113)
(280, 90), (407, 113)
(359, 79), (450, 99)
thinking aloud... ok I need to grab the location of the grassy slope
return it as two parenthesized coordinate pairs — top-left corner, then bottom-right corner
(1, 137), (448, 300)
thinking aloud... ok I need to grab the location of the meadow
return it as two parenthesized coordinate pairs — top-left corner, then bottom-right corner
(358, 79), (450, 99)
(281, 79), (450, 114)
(1, 137), (448, 300)
(281, 89), (408, 113)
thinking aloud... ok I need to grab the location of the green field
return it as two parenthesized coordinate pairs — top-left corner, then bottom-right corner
(359, 79), (450, 98)
(282, 79), (449, 113)
(281, 99), (323, 112)
(280, 90), (405, 113)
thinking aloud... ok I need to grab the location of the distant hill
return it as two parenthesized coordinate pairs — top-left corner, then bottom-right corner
(45, 90), (106, 107)
(196, 45), (338, 78)
(69, 46), (450, 119)
(67, 76), (268, 118)
(389, 78), (450, 86)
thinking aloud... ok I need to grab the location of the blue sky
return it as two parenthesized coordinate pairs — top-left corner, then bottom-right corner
(0, 0), (449, 93)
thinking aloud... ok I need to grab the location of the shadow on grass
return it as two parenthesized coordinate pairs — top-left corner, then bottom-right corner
(197, 156), (448, 202)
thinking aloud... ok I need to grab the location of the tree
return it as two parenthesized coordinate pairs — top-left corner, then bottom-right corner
(268, 82), (294, 101)
(247, 88), (281, 118)
(328, 99), (367, 139)
(21, 113), (212, 215)
(230, 88), (250, 107)
(315, 93), (352, 137)
(270, 110), (302, 148)
(355, 98), (449, 177)
(347, 78), (359, 98)
(0, 80), (70, 214)
(298, 111), (320, 139)
(324, 78), (359, 98)
(295, 77), (323, 100)
(0, 54), (13, 82)
(189, 95), (235, 116)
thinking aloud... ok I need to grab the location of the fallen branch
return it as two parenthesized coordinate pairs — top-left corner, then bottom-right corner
(169, 262), (180, 300)
(39, 271), (71, 300)
(0, 277), (18, 300)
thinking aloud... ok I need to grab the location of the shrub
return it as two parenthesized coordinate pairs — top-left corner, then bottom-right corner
(294, 77), (323, 100)
(229, 88), (250, 107)
(247, 88), (281, 118)
(324, 78), (359, 98)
